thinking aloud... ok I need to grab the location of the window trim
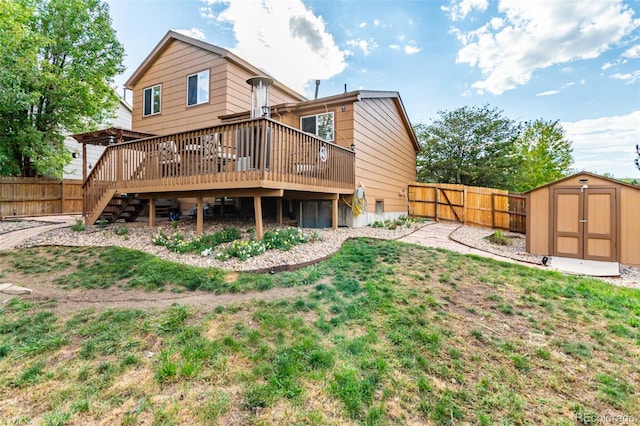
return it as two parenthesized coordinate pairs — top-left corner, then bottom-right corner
(300, 111), (335, 142)
(143, 84), (162, 117)
(186, 69), (210, 107)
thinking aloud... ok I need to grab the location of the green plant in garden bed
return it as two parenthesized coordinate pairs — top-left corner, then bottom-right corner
(216, 228), (310, 261)
(70, 219), (85, 232)
(484, 230), (512, 246)
(152, 227), (242, 254)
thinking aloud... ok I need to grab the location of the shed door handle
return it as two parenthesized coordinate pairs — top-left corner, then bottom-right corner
(579, 220), (588, 223)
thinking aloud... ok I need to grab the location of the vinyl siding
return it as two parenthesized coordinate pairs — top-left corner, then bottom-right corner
(131, 39), (302, 135)
(64, 101), (131, 180)
(353, 98), (416, 213)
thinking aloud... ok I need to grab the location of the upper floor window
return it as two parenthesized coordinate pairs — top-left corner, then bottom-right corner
(187, 69), (209, 106)
(301, 112), (334, 142)
(143, 84), (161, 117)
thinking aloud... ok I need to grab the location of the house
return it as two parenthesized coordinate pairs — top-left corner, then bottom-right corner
(64, 97), (133, 180)
(79, 31), (419, 238)
(526, 171), (640, 267)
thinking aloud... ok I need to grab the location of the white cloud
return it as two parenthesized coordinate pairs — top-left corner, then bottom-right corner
(535, 90), (559, 96)
(562, 111), (640, 177)
(442, 0), (488, 21)
(622, 44), (640, 58)
(373, 19), (380, 27)
(611, 70), (640, 83)
(601, 62), (615, 70)
(347, 38), (378, 56)
(404, 44), (421, 55)
(389, 44), (400, 50)
(453, 1), (640, 95)
(200, 0), (347, 94)
(174, 28), (206, 41)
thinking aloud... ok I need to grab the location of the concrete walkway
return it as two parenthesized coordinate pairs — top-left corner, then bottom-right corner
(0, 215), (79, 251)
(399, 222), (540, 268)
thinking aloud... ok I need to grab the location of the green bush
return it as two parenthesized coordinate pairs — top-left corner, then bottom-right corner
(262, 228), (307, 251)
(485, 230), (512, 246)
(113, 226), (129, 236)
(70, 219), (85, 232)
(151, 228), (242, 254)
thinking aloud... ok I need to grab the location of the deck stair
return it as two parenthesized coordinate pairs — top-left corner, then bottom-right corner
(99, 194), (148, 223)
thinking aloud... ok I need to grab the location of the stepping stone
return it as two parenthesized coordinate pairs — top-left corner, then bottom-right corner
(0, 283), (32, 295)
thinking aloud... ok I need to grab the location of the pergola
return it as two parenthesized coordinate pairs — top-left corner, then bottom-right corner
(72, 127), (156, 181)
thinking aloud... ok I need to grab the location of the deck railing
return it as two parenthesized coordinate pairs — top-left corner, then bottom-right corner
(84, 117), (356, 220)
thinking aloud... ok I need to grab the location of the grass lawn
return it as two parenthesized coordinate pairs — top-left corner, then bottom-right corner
(0, 239), (639, 425)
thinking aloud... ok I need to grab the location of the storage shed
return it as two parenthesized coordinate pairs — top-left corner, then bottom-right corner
(526, 172), (640, 267)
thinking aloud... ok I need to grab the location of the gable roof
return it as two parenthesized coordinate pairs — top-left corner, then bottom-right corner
(282, 90), (420, 152)
(124, 30), (306, 102)
(524, 171), (640, 193)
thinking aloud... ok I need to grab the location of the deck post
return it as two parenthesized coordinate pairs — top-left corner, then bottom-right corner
(276, 198), (283, 226)
(332, 195), (338, 230)
(254, 196), (263, 240)
(197, 196), (204, 235)
(149, 198), (156, 228)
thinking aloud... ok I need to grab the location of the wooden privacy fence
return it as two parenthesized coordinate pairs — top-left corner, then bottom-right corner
(408, 183), (526, 233)
(0, 177), (83, 217)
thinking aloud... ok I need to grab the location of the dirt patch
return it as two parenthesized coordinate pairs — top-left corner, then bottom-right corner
(0, 267), (311, 317)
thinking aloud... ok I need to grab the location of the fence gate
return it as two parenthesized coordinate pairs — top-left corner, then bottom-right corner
(408, 183), (526, 233)
(552, 188), (616, 261)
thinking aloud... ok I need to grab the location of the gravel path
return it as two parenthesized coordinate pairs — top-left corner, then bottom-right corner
(0, 220), (52, 235)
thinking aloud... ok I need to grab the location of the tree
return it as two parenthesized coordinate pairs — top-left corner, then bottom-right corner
(415, 105), (521, 190)
(0, 0), (124, 178)
(511, 119), (573, 192)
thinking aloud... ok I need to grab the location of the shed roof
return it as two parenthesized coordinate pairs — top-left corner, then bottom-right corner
(524, 171), (640, 194)
(124, 31), (306, 103)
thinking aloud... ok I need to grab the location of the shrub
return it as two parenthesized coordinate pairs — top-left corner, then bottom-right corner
(151, 228), (242, 254)
(225, 240), (266, 260)
(70, 219), (85, 232)
(262, 228), (307, 251)
(485, 230), (512, 246)
(114, 226), (129, 236)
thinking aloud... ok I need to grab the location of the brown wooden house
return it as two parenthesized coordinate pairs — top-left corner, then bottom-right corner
(526, 172), (640, 267)
(79, 31), (419, 237)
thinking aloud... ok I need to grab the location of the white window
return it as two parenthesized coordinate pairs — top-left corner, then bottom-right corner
(300, 112), (334, 142)
(187, 69), (209, 106)
(143, 84), (161, 117)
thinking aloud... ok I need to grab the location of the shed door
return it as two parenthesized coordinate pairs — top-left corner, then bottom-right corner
(552, 188), (616, 261)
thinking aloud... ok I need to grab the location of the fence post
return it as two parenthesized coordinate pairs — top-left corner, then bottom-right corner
(463, 186), (467, 225)
(490, 193), (495, 229)
(435, 188), (439, 222)
(60, 180), (65, 214)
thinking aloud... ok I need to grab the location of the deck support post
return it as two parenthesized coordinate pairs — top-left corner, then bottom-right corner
(276, 198), (283, 226)
(254, 196), (263, 240)
(149, 198), (156, 228)
(332, 195), (339, 230)
(196, 196), (204, 235)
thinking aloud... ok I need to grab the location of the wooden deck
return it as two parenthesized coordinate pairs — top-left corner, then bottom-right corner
(83, 117), (356, 232)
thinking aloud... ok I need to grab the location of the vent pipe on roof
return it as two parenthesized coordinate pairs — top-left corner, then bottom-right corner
(246, 76), (273, 118)
(314, 80), (320, 100)
(344, 84), (347, 93)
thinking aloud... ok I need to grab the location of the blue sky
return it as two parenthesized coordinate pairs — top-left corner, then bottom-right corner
(106, 0), (640, 178)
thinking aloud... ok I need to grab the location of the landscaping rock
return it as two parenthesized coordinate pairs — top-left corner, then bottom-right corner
(0, 283), (32, 295)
